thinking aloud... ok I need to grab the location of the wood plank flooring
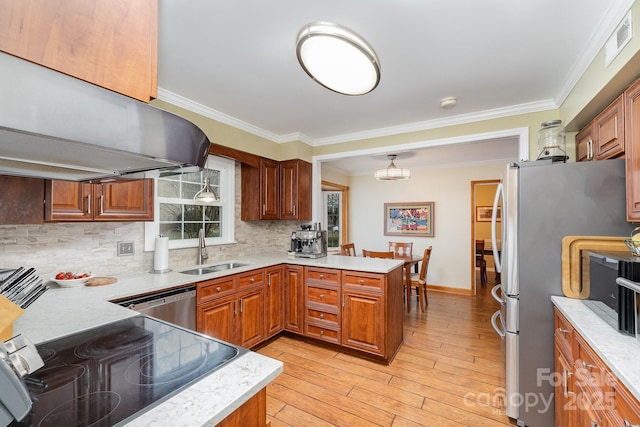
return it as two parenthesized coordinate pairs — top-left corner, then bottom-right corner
(256, 275), (518, 426)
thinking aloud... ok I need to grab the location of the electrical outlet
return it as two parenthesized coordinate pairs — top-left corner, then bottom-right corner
(117, 241), (134, 256)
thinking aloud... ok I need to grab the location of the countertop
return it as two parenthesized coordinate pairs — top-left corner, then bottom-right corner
(551, 296), (640, 399)
(13, 252), (403, 426)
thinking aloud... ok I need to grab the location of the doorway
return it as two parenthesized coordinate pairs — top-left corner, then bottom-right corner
(471, 180), (500, 294)
(321, 181), (349, 252)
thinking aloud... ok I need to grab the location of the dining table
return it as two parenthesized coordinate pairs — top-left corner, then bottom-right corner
(393, 254), (422, 312)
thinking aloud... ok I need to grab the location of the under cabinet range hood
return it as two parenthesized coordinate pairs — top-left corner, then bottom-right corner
(0, 52), (210, 181)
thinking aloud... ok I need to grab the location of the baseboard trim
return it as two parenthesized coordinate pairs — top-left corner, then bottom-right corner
(426, 285), (473, 296)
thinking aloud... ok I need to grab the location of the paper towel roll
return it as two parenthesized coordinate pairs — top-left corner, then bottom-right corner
(153, 235), (170, 272)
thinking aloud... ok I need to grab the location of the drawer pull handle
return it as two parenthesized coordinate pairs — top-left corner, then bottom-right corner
(557, 328), (570, 334)
(591, 421), (600, 427)
(360, 279), (364, 285)
(216, 286), (221, 292)
(320, 313), (324, 319)
(624, 420), (639, 427)
(563, 369), (574, 397)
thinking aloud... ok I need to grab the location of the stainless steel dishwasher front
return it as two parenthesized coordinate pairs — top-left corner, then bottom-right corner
(116, 286), (196, 331)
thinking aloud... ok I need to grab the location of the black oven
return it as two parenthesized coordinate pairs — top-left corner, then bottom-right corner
(587, 251), (640, 336)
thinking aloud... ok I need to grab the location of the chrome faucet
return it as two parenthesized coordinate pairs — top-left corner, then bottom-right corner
(198, 228), (208, 265)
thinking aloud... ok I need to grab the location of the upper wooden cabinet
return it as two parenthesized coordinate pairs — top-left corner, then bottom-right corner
(625, 78), (640, 222)
(576, 94), (625, 162)
(0, 0), (158, 102)
(45, 179), (154, 222)
(241, 158), (312, 221)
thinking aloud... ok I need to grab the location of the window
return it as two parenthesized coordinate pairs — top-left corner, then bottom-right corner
(323, 191), (341, 249)
(144, 156), (235, 251)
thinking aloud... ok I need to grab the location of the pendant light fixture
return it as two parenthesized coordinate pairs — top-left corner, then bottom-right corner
(374, 155), (411, 181)
(296, 21), (380, 95)
(193, 177), (219, 204)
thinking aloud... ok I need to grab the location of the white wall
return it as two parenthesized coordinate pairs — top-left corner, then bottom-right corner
(349, 163), (505, 291)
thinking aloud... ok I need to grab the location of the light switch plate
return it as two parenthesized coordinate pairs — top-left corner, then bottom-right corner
(117, 241), (134, 256)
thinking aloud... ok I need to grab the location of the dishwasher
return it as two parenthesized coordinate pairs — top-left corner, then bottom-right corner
(116, 286), (196, 331)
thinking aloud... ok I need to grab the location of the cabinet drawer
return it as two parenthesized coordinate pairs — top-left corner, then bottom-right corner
(343, 271), (384, 292)
(554, 308), (574, 359)
(305, 268), (340, 285)
(575, 334), (607, 394)
(306, 308), (339, 326)
(607, 374), (640, 426)
(306, 286), (339, 308)
(197, 277), (236, 303)
(238, 270), (264, 288)
(305, 323), (340, 344)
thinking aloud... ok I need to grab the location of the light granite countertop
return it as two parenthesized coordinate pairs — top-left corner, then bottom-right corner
(551, 296), (640, 399)
(13, 252), (403, 426)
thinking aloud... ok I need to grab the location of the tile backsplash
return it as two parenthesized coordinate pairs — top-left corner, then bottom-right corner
(0, 164), (304, 279)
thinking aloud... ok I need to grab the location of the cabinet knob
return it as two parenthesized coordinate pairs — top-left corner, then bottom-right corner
(320, 294), (324, 300)
(216, 286), (221, 292)
(557, 328), (570, 334)
(582, 361), (596, 371)
(320, 313), (324, 319)
(360, 279), (364, 285)
(320, 330), (324, 336)
(250, 277), (254, 283)
(319, 274), (324, 279)
(624, 419), (639, 427)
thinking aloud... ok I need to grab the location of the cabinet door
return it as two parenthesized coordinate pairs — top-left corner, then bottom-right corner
(594, 94), (625, 160)
(197, 297), (236, 343)
(554, 341), (575, 427)
(216, 388), (266, 427)
(237, 288), (265, 348)
(576, 123), (594, 162)
(260, 159), (280, 220)
(625, 79), (640, 222)
(265, 266), (284, 338)
(0, 176), (44, 224)
(94, 180), (153, 221)
(45, 181), (93, 221)
(0, 0), (158, 102)
(279, 160), (312, 220)
(342, 291), (384, 355)
(284, 266), (304, 334)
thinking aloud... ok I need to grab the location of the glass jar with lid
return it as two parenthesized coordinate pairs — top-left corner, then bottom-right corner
(537, 120), (568, 162)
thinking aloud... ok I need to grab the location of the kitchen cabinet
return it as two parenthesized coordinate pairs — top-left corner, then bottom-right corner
(554, 308), (640, 426)
(216, 388), (267, 427)
(0, 176), (44, 224)
(341, 271), (386, 356)
(241, 158), (311, 221)
(0, 0), (158, 102)
(577, 94), (625, 162)
(284, 265), (304, 334)
(196, 269), (265, 348)
(625, 78), (640, 222)
(304, 267), (341, 345)
(265, 266), (284, 338)
(45, 179), (154, 222)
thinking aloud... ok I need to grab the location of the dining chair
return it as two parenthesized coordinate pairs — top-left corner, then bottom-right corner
(340, 243), (356, 256)
(362, 249), (394, 259)
(475, 240), (487, 285)
(389, 242), (413, 257)
(410, 246), (432, 311)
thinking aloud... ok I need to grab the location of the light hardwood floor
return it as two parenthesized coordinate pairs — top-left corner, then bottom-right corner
(256, 273), (518, 426)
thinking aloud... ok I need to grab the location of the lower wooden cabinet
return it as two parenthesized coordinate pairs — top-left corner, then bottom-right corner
(554, 308), (640, 426)
(342, 291), (383, 354)
(284, 265), (304, 334)
(265, 266), (284, 338)
(215, 387), (267, 427)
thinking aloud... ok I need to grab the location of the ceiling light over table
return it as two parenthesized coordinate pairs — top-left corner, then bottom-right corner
(296, 22), (380, 95)
(375, 155), (411, 181)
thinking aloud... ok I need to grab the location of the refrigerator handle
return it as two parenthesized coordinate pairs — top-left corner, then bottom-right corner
(490, 283), (505, 305)
(491, 182), (503, 273)
(491, 310), (506, 338)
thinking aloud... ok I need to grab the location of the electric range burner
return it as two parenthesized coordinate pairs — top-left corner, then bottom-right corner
(11, 316), (243, 427)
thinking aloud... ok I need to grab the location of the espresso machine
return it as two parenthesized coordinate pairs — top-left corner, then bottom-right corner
(290, 224), (327, 258)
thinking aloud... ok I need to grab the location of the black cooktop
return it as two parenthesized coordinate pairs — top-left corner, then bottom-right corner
(11, 316), (241, 427)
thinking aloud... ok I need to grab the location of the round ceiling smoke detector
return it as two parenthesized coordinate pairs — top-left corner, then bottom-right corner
(440, 96), (457, 109)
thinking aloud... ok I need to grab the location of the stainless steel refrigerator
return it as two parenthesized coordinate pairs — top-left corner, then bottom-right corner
(489, 158), (633, 427)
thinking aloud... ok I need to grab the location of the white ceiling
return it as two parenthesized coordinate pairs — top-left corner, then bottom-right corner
(157, 0), (633, 175)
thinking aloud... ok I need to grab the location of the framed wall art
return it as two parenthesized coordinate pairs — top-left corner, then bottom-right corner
(476, 206), (501, 222)
(384, 202), (434, 237)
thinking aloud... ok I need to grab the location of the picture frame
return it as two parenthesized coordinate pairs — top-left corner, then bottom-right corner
(384, 202), (434, 237)
(476, 206), (501, 222)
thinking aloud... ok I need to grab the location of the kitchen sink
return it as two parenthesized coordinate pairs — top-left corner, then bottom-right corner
(179, 262), (250, 275)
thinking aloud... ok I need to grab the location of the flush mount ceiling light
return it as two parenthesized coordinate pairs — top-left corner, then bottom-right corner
(440, 96), (457, 109)
(296, 21), (380, 95)
(374, 155), (411, 181)
(193, 177), (219, 204)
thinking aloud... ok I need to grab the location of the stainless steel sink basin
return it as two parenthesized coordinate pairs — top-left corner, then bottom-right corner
(179, 262), (250, 275)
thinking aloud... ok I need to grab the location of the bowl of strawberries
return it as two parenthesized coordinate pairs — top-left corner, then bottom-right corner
(51, 271), (93, 287)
